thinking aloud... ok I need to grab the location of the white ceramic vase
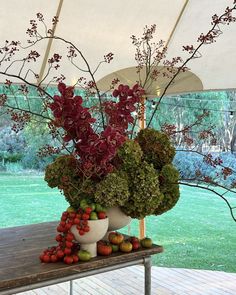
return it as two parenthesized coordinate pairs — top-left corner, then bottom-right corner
(103, 207), (131, 240)
(71, 218), (109, 257)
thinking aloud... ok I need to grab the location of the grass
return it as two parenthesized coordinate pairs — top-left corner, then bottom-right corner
(0, 173), (235, 273)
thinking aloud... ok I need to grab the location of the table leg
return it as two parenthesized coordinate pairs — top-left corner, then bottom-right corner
(69, 280), (73, 295)
(144, 256), (152, 295)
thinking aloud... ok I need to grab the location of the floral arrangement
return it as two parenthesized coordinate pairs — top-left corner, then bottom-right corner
(44, 82), (180, 219)
(0, 2), (236, 264)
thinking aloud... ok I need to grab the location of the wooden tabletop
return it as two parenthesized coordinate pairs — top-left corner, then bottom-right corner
(0, 221), (163, 294)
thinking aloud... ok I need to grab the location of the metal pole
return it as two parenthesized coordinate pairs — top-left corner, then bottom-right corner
(69, 280), (73, 295)
(144, 256), (152, 295)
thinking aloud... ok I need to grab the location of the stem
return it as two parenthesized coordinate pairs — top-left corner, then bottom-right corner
(4, 103), (52, 121)
(22, 35), (106, 129)
(0, 71), (53, 100)
(179, 181), (236, 222)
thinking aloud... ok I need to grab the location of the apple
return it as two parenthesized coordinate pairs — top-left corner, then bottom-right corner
(90, 212), (98, 220)
(141, 237), (153, 248)
(80, 199), (88, 210)
(108, 232), (124, 245)
(78, 250), (91, 261)
(98, 211), (107, 219)
(129, 236), (140, 250)
(119, 241), (133, 253)
(131, 240), (140, 250)
(90, 203), (96, 211)
(97, 241), (113, 256)
(95, 204), (104, 212)
(111, 244), (119, 252)
(85, 207), (93, 214)
(130, 236), (140, 243)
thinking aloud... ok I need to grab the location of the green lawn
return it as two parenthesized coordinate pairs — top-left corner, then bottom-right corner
(0, 173), (235, 272)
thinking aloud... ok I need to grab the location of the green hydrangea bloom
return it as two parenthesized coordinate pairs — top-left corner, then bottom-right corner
(117, 139), (143, 171)
(94, 171), (130, 208)
(121, 161), (163, 219)
(136, 128), (175, 170)
(154, 164), (180, 215)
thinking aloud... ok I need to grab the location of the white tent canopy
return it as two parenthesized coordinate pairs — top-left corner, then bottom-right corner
(0, 0), (236, 96)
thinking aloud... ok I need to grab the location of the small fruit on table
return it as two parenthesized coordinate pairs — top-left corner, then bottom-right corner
(141, 237), (153, 248)
(119, 240), (133, 253)
(108, 232), (124, 245)
(129, 236), (140, 250)
(111, 244), (119, 252)
(97, 241), (113, 256)
(78, 250), (91, 261)
(64, 255), (74, 264)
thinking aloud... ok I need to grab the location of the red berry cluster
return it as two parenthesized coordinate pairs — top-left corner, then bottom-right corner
(40, 208), (92, 265)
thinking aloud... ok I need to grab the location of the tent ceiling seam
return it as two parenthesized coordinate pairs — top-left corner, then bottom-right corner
(37, 0), (64, 85)
(166, 0), (189, 48)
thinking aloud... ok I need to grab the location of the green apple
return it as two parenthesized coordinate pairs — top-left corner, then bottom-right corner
(111, 244), (119, 252)
(95, 204), (103, 212)
(90, 212), (98, 220)
(95, 204), (107, 212)
(90, 203), (96, 211)
(80, 199), (88, 210)
(78, 250), (91, 261)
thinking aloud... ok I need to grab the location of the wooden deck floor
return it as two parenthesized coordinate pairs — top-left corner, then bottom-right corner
(16, 266), (236, 295)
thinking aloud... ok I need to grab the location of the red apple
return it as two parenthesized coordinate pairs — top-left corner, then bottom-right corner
(98, 211), (107, 219)
(97, 241), (112, 256)
(130, 236), (140, 243)
(108, 232), (124, 245)
(129, 236), (140, 250)
(85, 207), (93, 214)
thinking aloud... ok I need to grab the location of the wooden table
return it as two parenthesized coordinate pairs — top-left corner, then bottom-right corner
(0, 222), (163, 295)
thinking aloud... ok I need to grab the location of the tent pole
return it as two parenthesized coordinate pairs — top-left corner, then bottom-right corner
(37, 0), (64, 84)
(139, 96), (146, 239)
(139, 0), (189, 239)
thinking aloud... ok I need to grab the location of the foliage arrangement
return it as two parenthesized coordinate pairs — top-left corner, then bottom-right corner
(44, 81), (178, 218)
(0, 2), (236, 222)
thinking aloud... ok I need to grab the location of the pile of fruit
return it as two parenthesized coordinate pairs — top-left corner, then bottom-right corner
(40, 200), (107, 264)
(40, 200), (153, 265)
(97, 232), (153, 255)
